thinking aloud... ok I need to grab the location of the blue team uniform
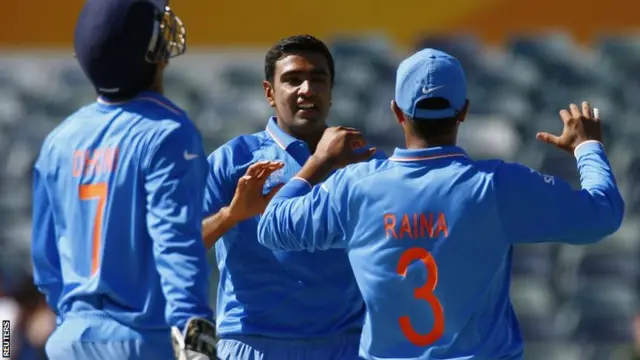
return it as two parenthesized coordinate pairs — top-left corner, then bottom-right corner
(32, 92), (214, 359)
(257, 48), (625, 360)
(204, 117), (386, 360)
(258, 141), (624, 360)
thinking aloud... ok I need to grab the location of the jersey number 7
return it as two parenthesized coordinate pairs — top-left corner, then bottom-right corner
(79, 183), (108, 276)
(397, 247), (445, 346)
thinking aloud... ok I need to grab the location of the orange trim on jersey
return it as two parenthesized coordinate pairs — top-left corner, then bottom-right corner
(137, 96), (182, 115)
(97, 95), (182, 115)
(389, 153), (467, 162)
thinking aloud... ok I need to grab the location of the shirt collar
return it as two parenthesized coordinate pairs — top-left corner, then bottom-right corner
(97, 91), (182, 115)
(265, 116), (304, 150)
(390, 146), (468, 162)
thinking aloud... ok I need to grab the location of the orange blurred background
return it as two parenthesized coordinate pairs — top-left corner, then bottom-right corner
(4, 0), (640, 49)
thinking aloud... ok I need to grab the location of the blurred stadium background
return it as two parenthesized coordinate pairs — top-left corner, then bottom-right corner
(2, 0), (640, 359)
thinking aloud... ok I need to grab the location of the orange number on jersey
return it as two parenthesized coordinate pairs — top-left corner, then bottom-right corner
(79, 183), (107, 275)
(396, 247), (445, 346)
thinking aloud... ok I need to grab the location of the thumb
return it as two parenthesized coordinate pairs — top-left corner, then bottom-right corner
(265, 183), (285, 202)
(535, 132), (561, 146)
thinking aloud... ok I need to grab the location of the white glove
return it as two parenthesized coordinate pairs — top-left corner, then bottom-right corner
(171, 317), (218, 360)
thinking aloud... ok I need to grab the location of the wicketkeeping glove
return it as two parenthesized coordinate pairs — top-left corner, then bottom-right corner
(171, 317), (218, 360)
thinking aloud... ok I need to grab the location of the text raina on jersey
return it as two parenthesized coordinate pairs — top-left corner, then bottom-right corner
(384, 212), (449, 240)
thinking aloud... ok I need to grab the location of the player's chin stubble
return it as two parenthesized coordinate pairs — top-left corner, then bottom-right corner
(295, 115), (326, 131)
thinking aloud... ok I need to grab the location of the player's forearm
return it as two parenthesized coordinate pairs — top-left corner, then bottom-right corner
(31, 244), (62, 310)
(570, 141), (625, 241)
(151, 230), (214, 329)
(296, 155), (335, 186)
(31, 249), (62, 311)
(501, 141), (624, 244)
(258, 180), (338, 251)
(202, 207), (239, 249)
(31, 196), (63, 313)
(258, 200), (308, 251)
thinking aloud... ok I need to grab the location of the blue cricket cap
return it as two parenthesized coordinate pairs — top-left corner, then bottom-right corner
(395, 48), (467, 120)
(73, 0), (163, 97)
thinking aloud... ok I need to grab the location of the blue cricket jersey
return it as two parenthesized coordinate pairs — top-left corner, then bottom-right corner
(257, 141), (624, 359)
(31, 91), (213, 333)
(204, 117), (386, 339)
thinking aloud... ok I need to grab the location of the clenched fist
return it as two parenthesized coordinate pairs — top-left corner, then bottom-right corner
(313, 126), (377, 170)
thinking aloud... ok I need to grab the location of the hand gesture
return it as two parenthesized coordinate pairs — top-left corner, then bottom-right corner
(313, 126), (377, 169)
(536, 101), (603, 154)
(227, 161), (284, 222)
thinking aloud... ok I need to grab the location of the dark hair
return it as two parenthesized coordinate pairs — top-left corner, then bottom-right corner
(264, 34), (335, 84)
(409, 97), (459, 140)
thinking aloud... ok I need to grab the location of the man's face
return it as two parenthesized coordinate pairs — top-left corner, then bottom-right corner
(264, 51), (332, 136)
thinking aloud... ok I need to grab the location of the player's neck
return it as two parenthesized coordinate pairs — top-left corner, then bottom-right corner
(405, 137), (456, 150)
(276, 119), (324, 153)
(295, 132), (323, 153)
(148, 83), (164, 95)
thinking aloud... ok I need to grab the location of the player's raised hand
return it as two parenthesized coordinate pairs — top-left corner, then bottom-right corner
(314, 126), (377, 169)
(536, 101), (603, 154)
(227, 161), (285, 221)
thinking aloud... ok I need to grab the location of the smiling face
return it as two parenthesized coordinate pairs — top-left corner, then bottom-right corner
(263, 51), (333, 137)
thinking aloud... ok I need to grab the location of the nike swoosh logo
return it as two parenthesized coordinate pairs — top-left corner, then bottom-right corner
(183, 151), (199, 160)
(422, 85), (444, 94)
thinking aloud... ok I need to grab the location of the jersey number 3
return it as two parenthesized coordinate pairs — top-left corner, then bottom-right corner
(79, 183), (108, 276)
(397, 247), (445, 346)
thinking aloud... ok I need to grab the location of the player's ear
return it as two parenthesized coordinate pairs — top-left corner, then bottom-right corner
(457, 99), (470, 124)
(390, 100), (405, 124)
(263, 81), (276, 108)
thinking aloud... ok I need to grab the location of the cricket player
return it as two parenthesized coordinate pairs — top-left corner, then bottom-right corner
(257, 48), (625, 359)
(202, 35), (383, 360)
(31, 0), (216, 359)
